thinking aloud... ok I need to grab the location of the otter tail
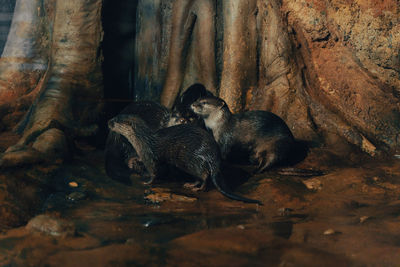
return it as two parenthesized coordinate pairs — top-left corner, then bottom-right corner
(210, 173), (262, 205)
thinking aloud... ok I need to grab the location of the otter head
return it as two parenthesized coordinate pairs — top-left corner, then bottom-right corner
(167, 111), (189, 127)
(191, 97), (230, 133)
(108, 114), (144, 136)
(190, 96), (227, 118)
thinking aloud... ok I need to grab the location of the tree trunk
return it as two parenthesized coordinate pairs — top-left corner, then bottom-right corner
(136, 0), (400, 155)
(0, 0), (398, 165)
(159, 0), (218, 108)
(0, 0), (54, 129)
(0, 0), (103, 228)
(0, 0), (103, 166)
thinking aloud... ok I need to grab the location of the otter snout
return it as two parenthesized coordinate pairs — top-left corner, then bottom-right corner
(167, 112), (189, 127)
(191, 102), (201, 112)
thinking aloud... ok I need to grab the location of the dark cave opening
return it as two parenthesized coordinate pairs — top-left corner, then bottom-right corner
(101, 0), (138, 118)
(93, 0), (138, 147)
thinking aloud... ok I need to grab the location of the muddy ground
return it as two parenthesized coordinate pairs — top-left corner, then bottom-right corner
(0, 132), (400, 266)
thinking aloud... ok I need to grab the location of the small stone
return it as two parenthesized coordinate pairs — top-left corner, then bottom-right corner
(394, 154), (400, 159)
(67, 191), (86, 202)
(26, 214), (75, 237)
(237, 225), (245, 230)
(303, 178), (323, 191)
(144, 188), (197, 203)
(69, 181), (78, 188)
(323, 228), (335, 235)
(360, 216), (369, 223)
(372, 177), (379, 182)
(278, 207), (293, 216)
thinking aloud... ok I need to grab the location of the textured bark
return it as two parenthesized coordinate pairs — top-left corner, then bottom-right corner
(0, 0), (54, 129)
(219, 0), (258, 113)
(247, 0), (318, 142)
(280, 0), (400, 153)
(0, 0), (103, 228)
(159, 0), (218, 108)
(0, 0), (398, 165)
(16, 0), (103, 136)
(137, 0), (399, 155)
(0, 0), (103, 166)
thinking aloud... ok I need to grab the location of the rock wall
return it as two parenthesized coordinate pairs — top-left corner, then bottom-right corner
(279, 0), (400, 153)
(135, 0), (400, 154)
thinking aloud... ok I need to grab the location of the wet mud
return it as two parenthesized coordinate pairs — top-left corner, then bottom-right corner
(0, 135), (400, 266)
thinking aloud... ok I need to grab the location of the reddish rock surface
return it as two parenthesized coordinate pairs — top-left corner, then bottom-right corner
(279, 0), (400, 153)
(0, 137), (399, 266)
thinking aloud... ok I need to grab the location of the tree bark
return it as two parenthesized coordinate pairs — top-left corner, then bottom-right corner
(0, 0), (398, 166)
(159, 0), (218, 108)
(218, 0), (258, 113)
(137, 0), (400, 155)
(0, 0), (54, 129)
(0, 0), (103, 166)
(280, 0), (400, 153)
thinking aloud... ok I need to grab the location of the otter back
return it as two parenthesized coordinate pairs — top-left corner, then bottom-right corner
(191, 96), (296, 173)
(105, 101), (173, 184)
(109, 116), (261, 204)
(155, 124), (221, 180)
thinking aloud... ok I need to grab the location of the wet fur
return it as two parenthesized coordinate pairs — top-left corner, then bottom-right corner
(108, 114), (261, 204)
(191, 96), (296, 173)
(172, 83), (214, 127)
(105, 101), (184, 184)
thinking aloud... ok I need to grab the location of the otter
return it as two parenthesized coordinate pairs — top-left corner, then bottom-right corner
(120, 101), (186, 129)
(191, 96), (296, 173)
(108, 114), (261, 204)
(105, 101), (186, 184)
(172, 83), (214, 127)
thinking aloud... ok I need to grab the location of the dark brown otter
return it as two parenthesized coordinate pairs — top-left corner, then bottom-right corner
(108, 114), (261, 204)
(191, 96), (297, 173)
(172, 83), (214, 127)
(105, 101), (186, 184)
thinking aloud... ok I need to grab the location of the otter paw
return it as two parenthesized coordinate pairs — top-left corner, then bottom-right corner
(183, 181), (204, 192)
